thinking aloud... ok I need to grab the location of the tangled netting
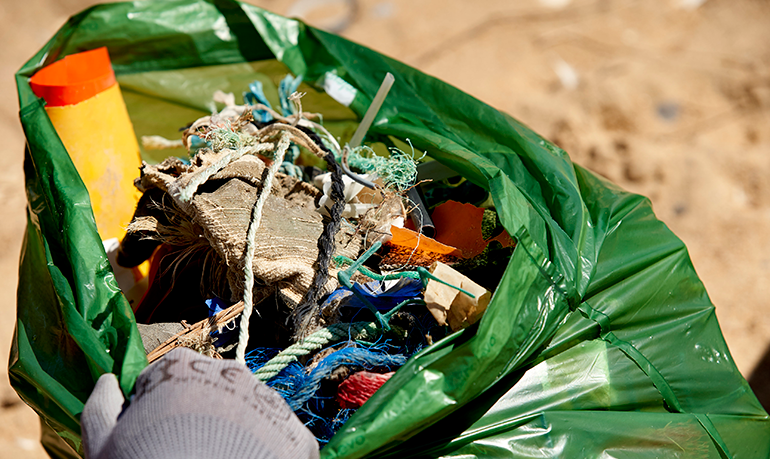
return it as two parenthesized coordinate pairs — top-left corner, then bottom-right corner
(344, 144), (422, 192)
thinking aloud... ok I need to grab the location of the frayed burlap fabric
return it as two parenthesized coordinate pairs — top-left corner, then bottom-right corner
(124, 150), (360, 313)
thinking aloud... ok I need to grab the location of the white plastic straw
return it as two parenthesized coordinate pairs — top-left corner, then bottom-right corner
(348, 72), (395, 149)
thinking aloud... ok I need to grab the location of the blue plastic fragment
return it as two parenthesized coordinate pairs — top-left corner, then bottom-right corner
(206, 297), (238, 347)
(205, 297), (228, 316)
(278, 74), (303, 115)
(244, 80), (274, 123)
(344, 278), (423, 311)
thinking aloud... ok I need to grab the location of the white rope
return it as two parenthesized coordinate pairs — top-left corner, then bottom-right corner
(235, 133), (291, 364)
(170, 143), (274, 203)
(141, 135), (184, 150)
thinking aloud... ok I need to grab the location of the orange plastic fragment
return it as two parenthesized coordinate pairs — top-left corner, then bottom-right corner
(488, 229), (515, 248)
(389, 226), (462, 256)
(431, 201), (488, 258)
(380, 226), (462, 268)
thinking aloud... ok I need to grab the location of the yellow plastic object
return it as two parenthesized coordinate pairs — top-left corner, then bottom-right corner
(44, 83), (142, 240)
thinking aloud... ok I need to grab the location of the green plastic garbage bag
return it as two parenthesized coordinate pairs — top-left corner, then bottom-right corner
(12, 0), (769, 457)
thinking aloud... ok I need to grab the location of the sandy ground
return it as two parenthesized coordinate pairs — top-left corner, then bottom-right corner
(1, 0), (768, 456)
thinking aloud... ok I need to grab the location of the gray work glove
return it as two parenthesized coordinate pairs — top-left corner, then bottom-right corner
(82, 348), (319, 459)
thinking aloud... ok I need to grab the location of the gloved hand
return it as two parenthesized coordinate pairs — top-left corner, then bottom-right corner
(81, 347), (319, 459)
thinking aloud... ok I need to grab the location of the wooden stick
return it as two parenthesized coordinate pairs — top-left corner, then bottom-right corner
(146, 301), (245, 364)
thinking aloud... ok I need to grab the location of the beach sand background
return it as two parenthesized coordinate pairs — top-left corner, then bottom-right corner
(0, 0), (768, 456)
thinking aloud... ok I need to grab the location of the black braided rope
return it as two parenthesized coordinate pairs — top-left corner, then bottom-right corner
(293, 149), (347, 337)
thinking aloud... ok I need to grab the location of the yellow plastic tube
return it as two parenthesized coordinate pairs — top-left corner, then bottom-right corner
(30, 47), (142, 241)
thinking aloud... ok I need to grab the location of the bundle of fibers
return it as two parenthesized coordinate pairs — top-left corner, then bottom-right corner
(244, 347), (283, 372)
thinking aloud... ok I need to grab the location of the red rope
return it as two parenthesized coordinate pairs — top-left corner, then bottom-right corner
(337, 371), (395, 409)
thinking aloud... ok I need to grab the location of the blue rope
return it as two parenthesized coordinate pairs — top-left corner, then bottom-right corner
(272, 346), (406, 411)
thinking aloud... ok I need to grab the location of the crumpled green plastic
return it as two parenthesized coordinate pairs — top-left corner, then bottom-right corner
(13, 0), (769, 457)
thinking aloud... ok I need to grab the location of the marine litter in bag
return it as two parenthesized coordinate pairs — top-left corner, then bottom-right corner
(117, 71), (515, 442)
(16, 5), (768, 456)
